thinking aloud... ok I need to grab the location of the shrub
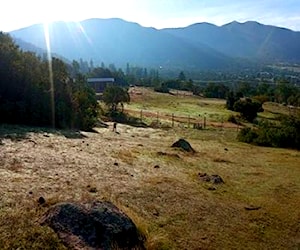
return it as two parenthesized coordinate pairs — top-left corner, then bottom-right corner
(233, 98), (263, 122)
(237, 115), (300, 149)
(237, 127), (258, 143)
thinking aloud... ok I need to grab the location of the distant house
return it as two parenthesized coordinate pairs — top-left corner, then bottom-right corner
(87, 78), (115, 93)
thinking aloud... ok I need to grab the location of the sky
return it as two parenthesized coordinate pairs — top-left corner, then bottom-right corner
(1, 0), (300, 32)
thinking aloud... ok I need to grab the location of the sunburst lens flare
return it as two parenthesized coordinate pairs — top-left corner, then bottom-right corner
(43, 22), (55, 128)
(77, 22), (93, 45)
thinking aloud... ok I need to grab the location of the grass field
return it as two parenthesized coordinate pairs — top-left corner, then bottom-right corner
(0, 88), (299, 249)
(128, 87), (233, 119)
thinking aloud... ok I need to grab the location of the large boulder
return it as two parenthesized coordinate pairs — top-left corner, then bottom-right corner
(40, 201), (145, 250)
(171, 138), (195, 153)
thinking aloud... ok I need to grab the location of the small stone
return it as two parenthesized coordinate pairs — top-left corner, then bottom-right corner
(211, 175), (224, 184)
(245, 206), (261, 211)
(153, 209), (159, 216)
(88, 187), (97, 193)
(199, 173), (211, 182)
(38, 196), (46, 205)
(198, 172), (207, 177)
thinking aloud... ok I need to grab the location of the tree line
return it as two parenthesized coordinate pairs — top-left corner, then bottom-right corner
(0, 32), (98, 130)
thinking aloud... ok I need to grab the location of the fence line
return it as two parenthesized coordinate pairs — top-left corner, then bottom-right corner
(125, 109), (240, 130)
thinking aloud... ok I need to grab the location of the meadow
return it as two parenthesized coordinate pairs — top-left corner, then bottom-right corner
(0, 87), (299, 249)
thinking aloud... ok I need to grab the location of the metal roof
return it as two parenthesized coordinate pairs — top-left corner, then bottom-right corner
(87, 78), (115, 83)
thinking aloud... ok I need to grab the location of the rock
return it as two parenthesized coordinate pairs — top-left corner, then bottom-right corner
(40, 201), (145, 250)
(38, 196), (46, 205)
(198, 173), (211, 182)
(88, 187), (97, 193)
(198, 173), (210, 181)
(171, 138), (195, 153)
(211, 175), (224, 184)
(245, 206), (261, 211)
(198, 173), (224, 184)
(153, 209), (160, 216)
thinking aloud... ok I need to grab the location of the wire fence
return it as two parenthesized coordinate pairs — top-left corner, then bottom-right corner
(124, 109), (241, 131)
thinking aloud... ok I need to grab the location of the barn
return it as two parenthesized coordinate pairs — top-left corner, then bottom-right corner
(87, 78), (115, 93)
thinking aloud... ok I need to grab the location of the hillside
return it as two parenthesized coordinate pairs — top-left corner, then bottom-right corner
(10, 18), (232, 70)
(0, 88), (299, 249)
(9, 18), (300, 70)
(163, 21), (300, 63)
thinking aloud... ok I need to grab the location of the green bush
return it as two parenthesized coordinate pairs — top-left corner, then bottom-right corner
(233, 98), (263, 122)
(237, 127), (258, 143)
(237, 115), (300, 149)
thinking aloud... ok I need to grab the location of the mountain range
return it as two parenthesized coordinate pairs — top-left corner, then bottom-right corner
(9, 18), (300, 70)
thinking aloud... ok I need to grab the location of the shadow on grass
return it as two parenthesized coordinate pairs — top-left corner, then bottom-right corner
(106, 111), (148, 128)
(0, 124), (90, 141)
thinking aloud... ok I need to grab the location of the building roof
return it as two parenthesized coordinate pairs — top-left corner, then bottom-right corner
(87, 78), (115, 83)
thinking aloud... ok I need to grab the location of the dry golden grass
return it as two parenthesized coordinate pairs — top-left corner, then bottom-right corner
(0, 123), (299, 250)
(0, 89), (299, 249)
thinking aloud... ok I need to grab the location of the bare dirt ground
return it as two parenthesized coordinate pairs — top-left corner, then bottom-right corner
(0, 123), (300, 249)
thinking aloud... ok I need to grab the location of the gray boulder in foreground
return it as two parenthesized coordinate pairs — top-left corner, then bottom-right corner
(40, 201), (145, 250)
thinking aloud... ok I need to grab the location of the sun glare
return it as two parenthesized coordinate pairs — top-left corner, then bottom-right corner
(43, 22), (55, 128)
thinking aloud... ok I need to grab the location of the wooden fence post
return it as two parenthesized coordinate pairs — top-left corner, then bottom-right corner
(172, 113), (174, 128)
(221, 117), (224, 130)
